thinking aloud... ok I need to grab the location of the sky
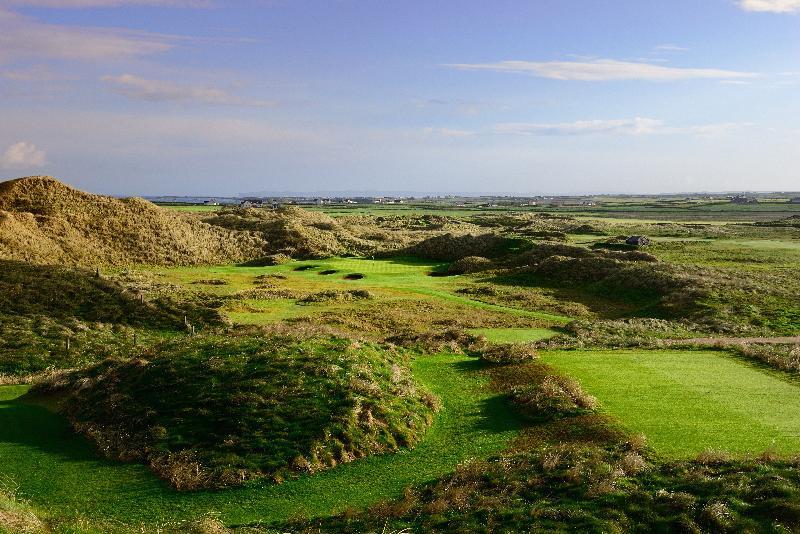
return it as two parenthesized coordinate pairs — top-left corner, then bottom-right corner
(0, 0), (799, 196)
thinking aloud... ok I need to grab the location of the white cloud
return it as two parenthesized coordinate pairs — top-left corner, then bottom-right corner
(0, 6), (174, 62)
(495, 118), (664, 136)
(494, 118), (746, 137)
(101, 74), (273, 107)
(0, 141), (46, 169)
(447, 59), (756, 82)
(654, 44), (689, 52)
(738, 0), (800, 12)
(422, 127), (475, 138)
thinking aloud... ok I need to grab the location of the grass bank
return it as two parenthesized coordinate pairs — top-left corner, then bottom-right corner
(0, 353), (523, 528)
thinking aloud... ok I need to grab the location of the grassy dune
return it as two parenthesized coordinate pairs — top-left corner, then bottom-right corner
(543, 349), (800, 457)
(0, 353), (522, 528)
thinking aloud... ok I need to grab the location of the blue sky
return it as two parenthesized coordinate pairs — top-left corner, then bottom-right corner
(0, 0), (798, 196)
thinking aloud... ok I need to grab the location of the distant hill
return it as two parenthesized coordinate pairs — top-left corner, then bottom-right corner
(0, 176), (267, 266)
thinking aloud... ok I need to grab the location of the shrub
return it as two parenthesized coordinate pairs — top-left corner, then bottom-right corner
(478, 343), (538, 364)
(297, 289), (373, 304)
(512, 375), (597, 419)
(406, 233), (521, 261)
(447, 256), (494, 275)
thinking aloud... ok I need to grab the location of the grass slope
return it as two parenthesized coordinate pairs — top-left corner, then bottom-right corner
(0, 353), (523, 528)
(543, 349), (800, 457)
(0, 176), (265, 266)
(30, 336), (435, 490)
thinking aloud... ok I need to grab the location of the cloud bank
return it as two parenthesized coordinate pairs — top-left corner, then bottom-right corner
(494, 118), (745, 137)
(102, 74), (273, 107)
(738, 0), (800, 12)
(448, 59), (756, 81)
(0, 7), (174, 62)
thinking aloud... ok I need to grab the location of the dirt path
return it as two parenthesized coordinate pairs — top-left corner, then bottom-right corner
(667, 336), (800, 346)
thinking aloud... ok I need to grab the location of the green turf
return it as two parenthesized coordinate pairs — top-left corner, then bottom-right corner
(542, 349), (800, 458)
(468, 327), (557, 343)
(148, 257), (572, 325)
(0, 353), (523, 528)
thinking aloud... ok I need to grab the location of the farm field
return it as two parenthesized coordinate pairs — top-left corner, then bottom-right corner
(543, 349), (800, 457)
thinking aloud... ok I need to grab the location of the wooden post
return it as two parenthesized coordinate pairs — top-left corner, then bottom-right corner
(95, 267), (100, 278)
(66, 336), (71, 351)
(133, 332), (137, 346)
(191, 325), (196, 336)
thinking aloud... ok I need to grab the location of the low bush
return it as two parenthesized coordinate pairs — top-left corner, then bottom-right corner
(406, 233), (523, 261)
(511, 374), (597, 419)
(297, 289), (373, 304)
(478, 343), (538, 364)
(447, 256), (494, 275)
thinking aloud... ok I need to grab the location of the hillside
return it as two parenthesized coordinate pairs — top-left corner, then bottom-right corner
(0, 176), (266, 266)
(30, 335), (437, 490)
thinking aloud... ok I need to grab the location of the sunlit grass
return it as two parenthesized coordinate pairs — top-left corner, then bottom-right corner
(542, 349), (800, 457)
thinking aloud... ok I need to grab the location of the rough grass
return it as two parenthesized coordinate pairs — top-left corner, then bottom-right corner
(0, 260), (223, 376)
(542, 349), (800, 457)
(0, 176), (267, 266)
(29, 335), (436, 490)
(0, 353), (523, 527)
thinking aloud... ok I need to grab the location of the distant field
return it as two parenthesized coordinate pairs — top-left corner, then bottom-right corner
(156, 200), (800, 222)
(543, 350), (800, 458)
(157, 204), (223, 212)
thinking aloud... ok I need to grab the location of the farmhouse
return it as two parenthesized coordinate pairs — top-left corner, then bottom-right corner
(626, 235), (650, 247)
(239, 199), (263, 208)
(731, 195), (757, 204)
(791, 197), (800, 204)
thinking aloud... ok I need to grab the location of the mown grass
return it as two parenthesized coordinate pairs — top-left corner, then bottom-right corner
(468, 327), (557, 343)
(146, 257), (572, 326)
(0, 353), (523, 528)
(542, 349), (800, 457)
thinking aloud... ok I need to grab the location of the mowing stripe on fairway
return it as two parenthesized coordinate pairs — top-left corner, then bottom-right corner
(542, 349), (800, 457)
(0, 353), (523, 528)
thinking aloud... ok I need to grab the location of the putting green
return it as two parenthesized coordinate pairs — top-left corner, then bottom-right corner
(542, 349), (800, 457)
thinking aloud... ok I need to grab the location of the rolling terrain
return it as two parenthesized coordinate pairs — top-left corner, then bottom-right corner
(0, 176), (799, 532)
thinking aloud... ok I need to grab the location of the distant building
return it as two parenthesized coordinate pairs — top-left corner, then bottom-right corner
(626, 235), (650, 247)
(203, 199), (220, 206)
(239, 199), (263, 208)
(731, 195), (757, 204)
(791, 197), (800, 204)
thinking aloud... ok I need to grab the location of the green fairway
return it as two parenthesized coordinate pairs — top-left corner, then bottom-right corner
(150, 257), (572, 325)
(468, 327), (558, 343)
(0, 353), (522, 528)
(542, 349), (800, 458)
